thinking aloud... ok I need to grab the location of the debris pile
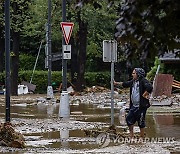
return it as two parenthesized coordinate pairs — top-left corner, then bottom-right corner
(84, 125), (140, 139)
(152, 95), (170, 101)
(151, 94), (180, 106)
(0, 122), (25, 148)
(171, 94), (180, 105)
(84, 86), (109, 93)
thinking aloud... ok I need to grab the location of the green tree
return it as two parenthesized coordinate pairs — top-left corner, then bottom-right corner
(21, 0), (118, 91)
(115, 0), (180, 71)
(21, 0), (62, 54)
(0, 0), (31, 95)
(1, 0), (119, 93)
(67, 0), (118, 91)
(86, 2), (118, 71)
(11, 0), (31, 95)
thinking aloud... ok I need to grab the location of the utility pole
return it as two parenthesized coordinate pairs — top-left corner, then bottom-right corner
(5, 0), (11, 122)
(59, 0), (70, 118)
(47, 0), (54, 99)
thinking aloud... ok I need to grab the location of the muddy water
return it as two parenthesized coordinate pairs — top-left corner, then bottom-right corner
(0, 98), (180, 152)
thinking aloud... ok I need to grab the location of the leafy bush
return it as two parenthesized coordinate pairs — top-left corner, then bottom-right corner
(19, 53), (45, 71)
(19, 54), (35, 71)
(147, 56), (180, 81)
(0, 72), (5, 85)
(85, 72), (110, 88)
(0, 71), (111, 93)
(146, 57), (164, 81)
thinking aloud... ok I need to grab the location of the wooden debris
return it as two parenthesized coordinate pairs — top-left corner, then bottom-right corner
(151, 95), (172, 106)
(84, 86), (109, 93)
(151, 98), (172, 106)
(0, 122), (25, 148)
(84, 125), (141, 139)
(172, 80), (180, 89)
(152, 74), (174, 97)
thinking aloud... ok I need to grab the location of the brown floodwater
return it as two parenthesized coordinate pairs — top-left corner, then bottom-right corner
(0, 98), (180, 152)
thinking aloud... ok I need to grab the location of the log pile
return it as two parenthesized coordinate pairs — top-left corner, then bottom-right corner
(0, 122), (25, 148)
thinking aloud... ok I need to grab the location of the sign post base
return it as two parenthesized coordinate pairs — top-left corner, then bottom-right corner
(47, 86), (54, 100)
(59, 91), (70, 118)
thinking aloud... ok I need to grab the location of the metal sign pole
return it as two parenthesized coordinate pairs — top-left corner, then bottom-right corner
(59, 0), (70, 118)
(62, 0), (67, 91)
(47, 0), (52, 86)
(110, 61), (114, 125)
(110, 41), (115, 125)
(103, 40), (117, 126)
(5, 0), (11, 122)
(47, 0), (54, 99)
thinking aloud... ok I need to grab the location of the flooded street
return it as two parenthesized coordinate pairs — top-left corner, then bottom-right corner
(0, 92), (180, 153)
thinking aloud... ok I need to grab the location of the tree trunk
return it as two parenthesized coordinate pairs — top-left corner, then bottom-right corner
(11, 31), (20, 96)
(75, 20), (88, 91)
(70, 37), (78, 84)
(0, 31), (4, 73)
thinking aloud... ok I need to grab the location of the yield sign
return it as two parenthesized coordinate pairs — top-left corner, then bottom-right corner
(61, 22), (74, 45)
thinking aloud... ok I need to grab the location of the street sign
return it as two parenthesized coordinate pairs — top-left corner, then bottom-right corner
(61, 22), (74, 45)
(63, 45), (71, 59)
(102, 40), (118, 125)
(103, 40), (117, 62)
(52, 52), (62, 61)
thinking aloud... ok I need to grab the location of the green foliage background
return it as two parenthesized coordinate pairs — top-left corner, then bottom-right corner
(146, 57), (164, 81)
(0, 0), (180, 93)
(0, 71), (110, 93)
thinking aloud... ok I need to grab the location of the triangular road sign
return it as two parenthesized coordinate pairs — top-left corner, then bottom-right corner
(61, 22), (74, 45)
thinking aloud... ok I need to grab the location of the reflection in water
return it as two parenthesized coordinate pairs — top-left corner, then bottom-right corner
(0, 98), (180, 151)
(152, 114), (179, 138)
(37, 102), (58, 118)
(119, 107), (126, 126)
(154, 114), (174, 125)
(69, 104), (180, 140)
(37, 102), (47, 113)
(60, 130), (69, 149)
(47, 104), (57, 117)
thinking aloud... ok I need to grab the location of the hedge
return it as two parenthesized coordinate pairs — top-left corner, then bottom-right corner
(0, 71), (111, 93)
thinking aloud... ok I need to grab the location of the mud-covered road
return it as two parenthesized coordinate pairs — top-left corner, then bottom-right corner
(0, 90), (180, 153)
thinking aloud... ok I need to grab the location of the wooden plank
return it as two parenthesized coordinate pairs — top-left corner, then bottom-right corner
(172, 84), (180, 88)
(173, 83), (180, 86)
(172, 79), (180, 89)
(173, 80), (180, 84)
(152, 74), (174, 97)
